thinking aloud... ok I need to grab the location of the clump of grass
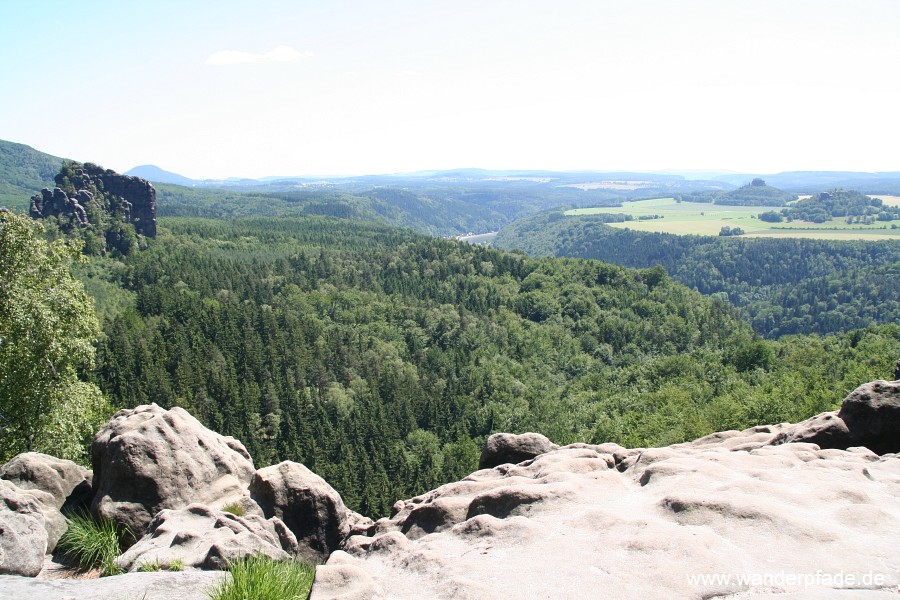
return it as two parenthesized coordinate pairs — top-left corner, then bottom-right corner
(206, 555), (315, 600)
(57, 512), (131, 576)
(137, 556), (187, 572)
(137, 558), (162, 572)
(221, 502), (246, 517)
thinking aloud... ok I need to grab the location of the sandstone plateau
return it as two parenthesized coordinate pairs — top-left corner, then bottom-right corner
(0, 380), (898, 599)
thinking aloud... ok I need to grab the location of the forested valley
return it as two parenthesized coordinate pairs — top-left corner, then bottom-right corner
(4, 150), (899, 518)
(494, 211), (900, 338)
(75, 216), (899, 516)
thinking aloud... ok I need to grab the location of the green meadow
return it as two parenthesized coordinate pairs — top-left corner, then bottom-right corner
(565, 198), (900, 240)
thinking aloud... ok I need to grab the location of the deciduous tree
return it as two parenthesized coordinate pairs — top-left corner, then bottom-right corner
(0, 211), (109, 462)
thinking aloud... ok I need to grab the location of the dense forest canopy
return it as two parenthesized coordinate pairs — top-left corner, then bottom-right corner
(79, 216), (899, 516)
(493, 211), (900, 338)
(2, 142), (898, 519)
(154, 182), (631, 236)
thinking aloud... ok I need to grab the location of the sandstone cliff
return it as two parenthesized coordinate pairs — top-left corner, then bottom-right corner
(29, 162), (156, 249)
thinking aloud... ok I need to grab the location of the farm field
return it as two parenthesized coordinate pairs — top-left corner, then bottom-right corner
(565, 197), (900, 240)
(874, 195), (900, 207)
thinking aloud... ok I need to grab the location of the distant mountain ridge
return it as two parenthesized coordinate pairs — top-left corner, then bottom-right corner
(713, 170), (900, 192)
(125, 164), (197, 186)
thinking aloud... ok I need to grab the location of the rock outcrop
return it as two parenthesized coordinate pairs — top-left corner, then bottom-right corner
(29, 162), (157, 240)
(1, 380), (898, 598)
(773, 379), (900, 454)
(249, 461), (353, 562)
(0, 480), (64, 576)
(91, 404), (256, 535)
(0, 452), (92, 514)
(116, 503), (299, 572)
(312, 384), (900, 600)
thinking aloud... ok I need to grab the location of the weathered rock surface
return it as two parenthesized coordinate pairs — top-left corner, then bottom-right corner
(0, 480), (57, 576)
(92, 404), (256, 535)
(478, 432), (558, 469)
(317, 423), (900, 598)
(0, 452), (92, 513)
(116, 503), (298, 572)
(249, 461), (351, 562)
(310, 551), (381, 600)
(0, 571), (225, 600)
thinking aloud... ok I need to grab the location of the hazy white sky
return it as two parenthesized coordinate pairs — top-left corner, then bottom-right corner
(1, 0), (898, 178)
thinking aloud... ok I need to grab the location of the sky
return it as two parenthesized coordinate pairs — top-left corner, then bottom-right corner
(1, 0), (899, 179)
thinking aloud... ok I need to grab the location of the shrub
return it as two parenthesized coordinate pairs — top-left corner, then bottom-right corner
(206, 555), (315, 600)
(56, 512), (130, 576)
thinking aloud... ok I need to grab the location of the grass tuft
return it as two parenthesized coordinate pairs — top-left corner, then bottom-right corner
(206, 555), (315, 600)
(57, 511), (130, 576)
(137, 558), (162, 572)
(221, 502), (246, 517)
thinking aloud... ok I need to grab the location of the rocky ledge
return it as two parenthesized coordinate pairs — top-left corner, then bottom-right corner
(0, 380), (898, 599)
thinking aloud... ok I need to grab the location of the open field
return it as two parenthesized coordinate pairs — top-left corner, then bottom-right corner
(565, 198), (900, 240)
(561, 181), (656, 191)
(874, 195), (900, 207)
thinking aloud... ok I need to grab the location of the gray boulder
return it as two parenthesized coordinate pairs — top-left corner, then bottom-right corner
(479, 432), (558, 469)
(837, 379), (900, 454)
(0, 452), (92, 513)
(91, 404), (256, 535)
(773, 380), (900, 454)
(0, 480), (50, 576)
(116, 503), (298, 572)
(249, 461), (351, 562)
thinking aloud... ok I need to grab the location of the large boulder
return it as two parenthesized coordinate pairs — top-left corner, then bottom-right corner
(249, 461), (351, 562)
(0, 452), (92, 513)
(479, 432), (558, 469)
(772, 380), (900, 454)
(837, 379), (900, 454)
(91, 404), (256, 535)
(0, 480), (52, 576)
(116, 503), (299, 572)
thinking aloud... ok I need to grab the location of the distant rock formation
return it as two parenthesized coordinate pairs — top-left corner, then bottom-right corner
(29, 161), (156, 244)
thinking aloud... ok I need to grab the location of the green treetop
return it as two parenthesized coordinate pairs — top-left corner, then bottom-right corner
(0, 211), (110, 462)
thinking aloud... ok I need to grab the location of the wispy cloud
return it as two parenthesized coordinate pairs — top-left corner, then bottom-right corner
(206, 45), (313, 66)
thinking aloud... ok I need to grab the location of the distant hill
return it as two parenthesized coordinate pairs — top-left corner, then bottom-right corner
(716, 178), (796, 206)
(493, 209), (900, 337)
(125, 164), (197, 186)
(713, 171), (900, 193)
(677, 178), (796, 206)
(0, 139), (65, 211)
